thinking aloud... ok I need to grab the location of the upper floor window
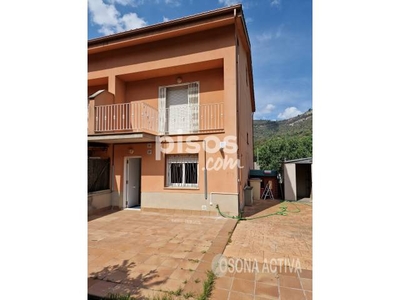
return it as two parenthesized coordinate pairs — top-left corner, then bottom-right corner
(159, 82), (199, 134)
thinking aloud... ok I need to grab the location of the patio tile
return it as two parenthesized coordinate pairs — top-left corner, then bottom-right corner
(183, 281), (203, 295)
(255, 271), (279, 285)
(305, 290), (312, 300)
(210, 288), (230, 300)
(160, 257), (181, 269)
(233, 267), (257, 281)
(280, 287), (306, 300)
(300, 278), (312, 291)
(143, 254), (167, 266)
(170, 250), (189, 259)
(157, 278), (184, 292)
(228, 291), (254, 300)
(214, 276), (233, 290)
(279, 275), (302, 289)
(169, 268), (194, 281)
(88, 279), (117, 298)
(255, 282), (279, 299)
(230, 278), (255, 295)
(196, 261), (212, 272)
(299, 269), (312, 279)
(179, 259), (200, 270)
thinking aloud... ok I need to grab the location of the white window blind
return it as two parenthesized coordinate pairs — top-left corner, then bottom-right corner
(158, 82), (199, 134)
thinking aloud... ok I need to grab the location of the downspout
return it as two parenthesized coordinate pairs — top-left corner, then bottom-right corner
(234, 8), (241, 214)
(204, 140), (208, 202)
(111, 143), (115, 210)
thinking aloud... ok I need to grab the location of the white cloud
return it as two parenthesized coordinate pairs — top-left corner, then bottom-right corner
(108, 0), (144, 6)
(256, 25), (283, 43)
(88, 0), (147, 35)
(270, 0), (281, 7)
(218, 0), (241, 6)
(256, 32), (273, 42)
(277, 107), (303, 120)
(120, 12), (147, 30)
(260, 104), (276, 114)
(165, 0), (181, 6)
(163, 16), (170, 22)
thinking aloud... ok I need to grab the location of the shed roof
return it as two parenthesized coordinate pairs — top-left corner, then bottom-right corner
(282, 157), (312, 164)
(249, 170), (278, 177)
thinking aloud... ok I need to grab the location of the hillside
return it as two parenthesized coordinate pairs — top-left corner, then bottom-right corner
(253, 109), (312, 146)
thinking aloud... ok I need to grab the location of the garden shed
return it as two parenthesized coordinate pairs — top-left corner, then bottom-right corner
(282, 157), (312, 201)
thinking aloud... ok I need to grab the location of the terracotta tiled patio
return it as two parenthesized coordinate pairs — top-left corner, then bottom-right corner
(88, 209), (237, 299)
(88, 199), (312, 299)
(211, 199), (312, 300)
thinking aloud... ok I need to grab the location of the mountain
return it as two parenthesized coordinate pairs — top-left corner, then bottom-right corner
(253, 109), (312, 146)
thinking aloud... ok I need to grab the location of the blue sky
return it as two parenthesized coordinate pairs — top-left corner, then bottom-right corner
(88, 0), (312, 120)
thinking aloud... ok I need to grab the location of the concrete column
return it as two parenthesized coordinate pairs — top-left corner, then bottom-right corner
(88, 99), (95, 134)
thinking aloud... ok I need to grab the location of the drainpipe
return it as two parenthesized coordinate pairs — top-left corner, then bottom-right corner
(204, 140), (208, 201)
(111, 143), (115, 210)
(234, 8), (241, 214)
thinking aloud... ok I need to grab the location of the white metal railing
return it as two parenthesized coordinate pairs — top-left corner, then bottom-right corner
(94, 102), (223, 135)
(159, 103), (224, 134)
(95, 103), (131, 132)
(131, 102), (159, 134)
(199, 103), (224, 132)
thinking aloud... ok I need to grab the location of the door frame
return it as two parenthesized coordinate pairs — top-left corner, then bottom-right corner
(123, 156), (142, 209)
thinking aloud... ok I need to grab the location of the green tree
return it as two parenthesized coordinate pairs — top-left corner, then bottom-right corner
(257, 135), (312, 171)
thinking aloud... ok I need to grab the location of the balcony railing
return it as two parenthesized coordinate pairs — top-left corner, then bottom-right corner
(92, 102), (223, 135)
(95, 102), (158, 135)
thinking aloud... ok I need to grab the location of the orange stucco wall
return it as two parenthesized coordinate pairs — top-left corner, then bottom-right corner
(88, 22), (255, 213)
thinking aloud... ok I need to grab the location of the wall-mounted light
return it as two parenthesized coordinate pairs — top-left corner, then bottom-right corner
(128, 148), (134, 154)
(176, 76), (182, 84)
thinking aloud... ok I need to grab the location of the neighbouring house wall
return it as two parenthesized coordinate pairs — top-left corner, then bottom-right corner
(283, 163), (297, 201)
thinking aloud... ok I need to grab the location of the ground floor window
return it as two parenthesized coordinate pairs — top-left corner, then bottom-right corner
(88, 157), (110, 192)
(166, 155), (198, 187)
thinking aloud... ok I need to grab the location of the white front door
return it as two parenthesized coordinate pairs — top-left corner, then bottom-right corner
(126, 158), (141, 208)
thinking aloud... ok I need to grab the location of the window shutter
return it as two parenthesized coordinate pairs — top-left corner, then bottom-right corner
(158, 87), (166, 133)
(188, 82), (199, 132)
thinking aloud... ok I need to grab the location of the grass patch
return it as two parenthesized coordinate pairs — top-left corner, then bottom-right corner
(196, 270), (216, 300)
(183, 292), (195, 299)
(105, 293), (131, 300)
(201, 250), (207, 254)
(146, 294), (174, 300)
(194, 278), (201, 284)
(182, 279), (188, 284)
(167, 287), (183, 296)
(188, 258), (200, 263)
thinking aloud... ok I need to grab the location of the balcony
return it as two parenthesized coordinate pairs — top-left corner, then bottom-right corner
(88, 101), (224, 138)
